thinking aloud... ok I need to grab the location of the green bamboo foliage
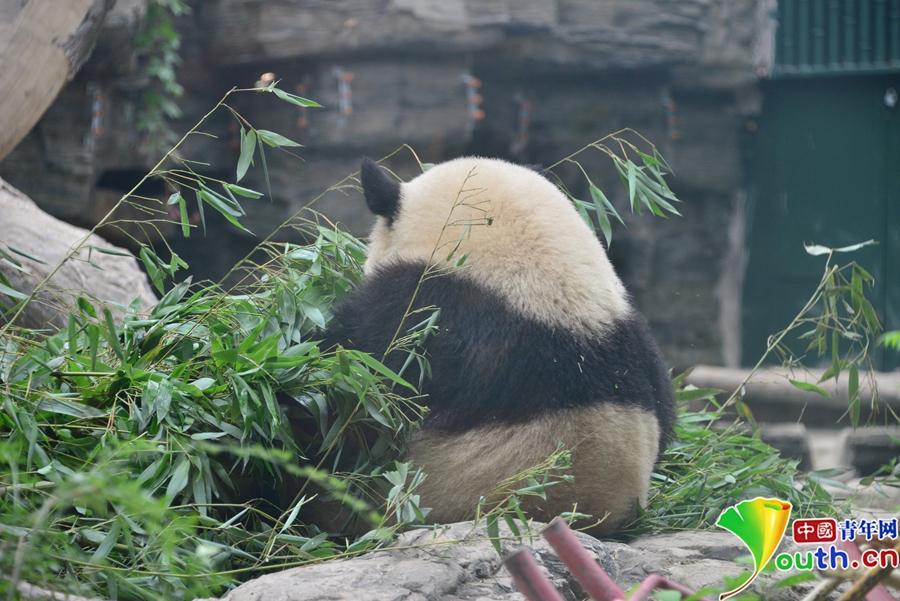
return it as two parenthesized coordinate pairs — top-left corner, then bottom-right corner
(547, 129), (681, 247)
(0, 86), (875, 600)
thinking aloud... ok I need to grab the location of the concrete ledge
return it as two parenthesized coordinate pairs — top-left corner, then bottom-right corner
(842, 427), (900, 476)
(685, 365), (900, 426)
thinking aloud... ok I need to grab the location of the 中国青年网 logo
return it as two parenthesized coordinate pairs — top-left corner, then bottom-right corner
(774, 517), (899, 572)
(716, 498), (899, 600)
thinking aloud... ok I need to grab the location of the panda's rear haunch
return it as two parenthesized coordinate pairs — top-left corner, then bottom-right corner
(322, 157), (676, 536)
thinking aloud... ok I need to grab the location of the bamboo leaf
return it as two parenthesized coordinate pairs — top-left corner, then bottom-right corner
(257, 129), (302, 148)
(301, 302), (326, 329)
(155, 278), (191, 313)
(190, 431), (228, 440)
(805, 239), (876, 256)
(90, 519), (122, 564)
(595, 200), (612, 246)
(192, 476), (208, 515)
(33, 396), (105, 419)
(237, 128), (256, 183)
(853, 263), (874, 281)
(627, 160), (637, 210)
(636, 184), (666, 217)
(166, 456), (191, 503)
(587, 184), (613, 245)
(200, 183), (243, 215)
(223, 183), (264, 199)
(878, 330), (900, 350)
(199, 187), (253, 234)
(819, 360), (848, 383)
(0, 282), (28, 300)
(590, 183), (624, 225)
(735, 400), (759, 432)
(344, 349), (416, 391)
(103, 308), (125, 362)
(848, 364), (860, 428)
(300, 531), (330, 552)
(860, 298), (881, 336)
(0, 257), (30, 275)
(88, 323), (99, 371)
(279, 499), (305, 535)
(178, 194), (190, 237)
(572, 199), (591, 229)
(76, 297), (98, 319)
(636, 178), (681, 216)
(195, 189), (207, 236)
(834, 240), (876, 253)
(89, 246), (134, 258)
(486, 513), (501, 555)
(6, 245), (49, 265)
(804, 243), (833, 256)
(788, 379), (832, 398)
(139, 247), (164, 294)
(503, 513), (521, 538)
(675, 386), (723, 404)
(0, 247), (21, 266)
(154, 378), (174, 423)
(832, 329), (840, 370)
(637, 150), (662, 168)
(272, 87), (323, 108)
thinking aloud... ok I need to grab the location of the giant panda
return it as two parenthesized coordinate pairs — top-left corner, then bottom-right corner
(320, 156), (676, 536)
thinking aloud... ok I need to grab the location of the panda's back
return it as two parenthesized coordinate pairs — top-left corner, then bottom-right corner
(328, 256), (674, 447)
(319, 157), (676, 534)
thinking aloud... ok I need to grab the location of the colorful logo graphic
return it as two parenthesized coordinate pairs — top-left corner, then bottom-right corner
(792, 518), (837, 544)
(715, 497), (792, 600)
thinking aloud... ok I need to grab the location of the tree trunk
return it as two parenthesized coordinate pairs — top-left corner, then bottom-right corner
(0, 0), (114, 162)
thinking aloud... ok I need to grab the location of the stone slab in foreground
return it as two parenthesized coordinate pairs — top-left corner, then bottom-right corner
(203, 522), (823, 601)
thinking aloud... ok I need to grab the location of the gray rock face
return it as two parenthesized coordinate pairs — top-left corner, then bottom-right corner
(194, 0), (775, 87)
(0, 177), (157, 330)
(206, 523), (817, 601)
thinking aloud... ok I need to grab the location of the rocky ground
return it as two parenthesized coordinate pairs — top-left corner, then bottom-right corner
(191, 396), (900, 601)
(195, 522), (837, 601)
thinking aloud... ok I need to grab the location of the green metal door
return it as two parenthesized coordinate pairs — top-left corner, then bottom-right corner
(742, 73), (900, 369)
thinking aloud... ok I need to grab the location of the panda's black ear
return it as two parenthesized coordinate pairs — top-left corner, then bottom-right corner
(361, 158), (401, 221)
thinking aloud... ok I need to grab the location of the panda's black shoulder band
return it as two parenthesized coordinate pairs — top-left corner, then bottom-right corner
(361, 158), (401, 222)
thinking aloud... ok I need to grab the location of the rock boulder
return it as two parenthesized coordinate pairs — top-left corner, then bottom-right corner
(0, 177), (157, 330)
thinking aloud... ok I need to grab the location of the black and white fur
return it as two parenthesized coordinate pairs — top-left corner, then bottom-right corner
(323, 157), (676, 535)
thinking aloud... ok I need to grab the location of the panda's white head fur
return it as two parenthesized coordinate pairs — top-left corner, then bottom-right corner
(361, 157), (632, 332)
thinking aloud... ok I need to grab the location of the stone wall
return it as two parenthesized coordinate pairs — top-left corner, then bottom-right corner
(190, 0), (775, 86)
(0, 0), (777, 369)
